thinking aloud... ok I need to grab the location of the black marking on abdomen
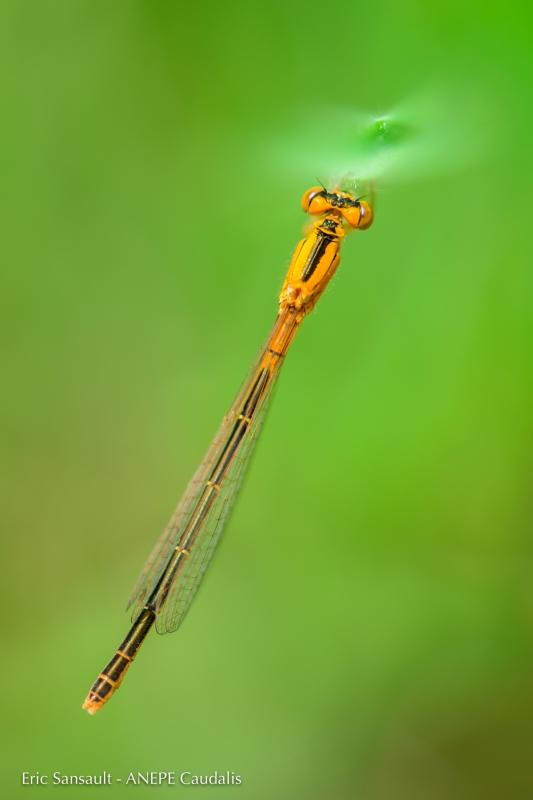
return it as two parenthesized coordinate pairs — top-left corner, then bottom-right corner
(147, 367), (272, 612)
(104, 654), (130, 682)
(210, 367), (269, 485)
(92, 677), (113, 699)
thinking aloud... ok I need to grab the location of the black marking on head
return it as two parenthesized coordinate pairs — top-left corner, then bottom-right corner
(327, 192), (360, 209)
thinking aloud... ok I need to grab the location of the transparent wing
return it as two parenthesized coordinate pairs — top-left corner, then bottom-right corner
(126, 406), (238, 619)
(154, 369), (278, 634)
(126, 331), (283, 626)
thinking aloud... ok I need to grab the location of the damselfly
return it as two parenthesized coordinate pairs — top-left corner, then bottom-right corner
(83, 184), (373, 714)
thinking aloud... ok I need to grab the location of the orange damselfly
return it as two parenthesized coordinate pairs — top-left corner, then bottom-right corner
(82, 184), (373, 714)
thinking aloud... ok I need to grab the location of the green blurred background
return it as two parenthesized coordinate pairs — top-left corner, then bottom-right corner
(1, 1), (531, 798)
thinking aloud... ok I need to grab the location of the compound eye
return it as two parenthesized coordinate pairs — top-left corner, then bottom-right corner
(357, 200), (373, 229)
(342, 200), (373, 229)
(301, 186), (330, 215)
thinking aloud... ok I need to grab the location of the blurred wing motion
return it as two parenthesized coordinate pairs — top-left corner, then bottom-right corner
(269, 84), (498, 190)
(127, 337), (282, 634)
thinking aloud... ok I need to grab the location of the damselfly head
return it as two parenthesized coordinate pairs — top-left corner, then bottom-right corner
(301, 186), (373, 230)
